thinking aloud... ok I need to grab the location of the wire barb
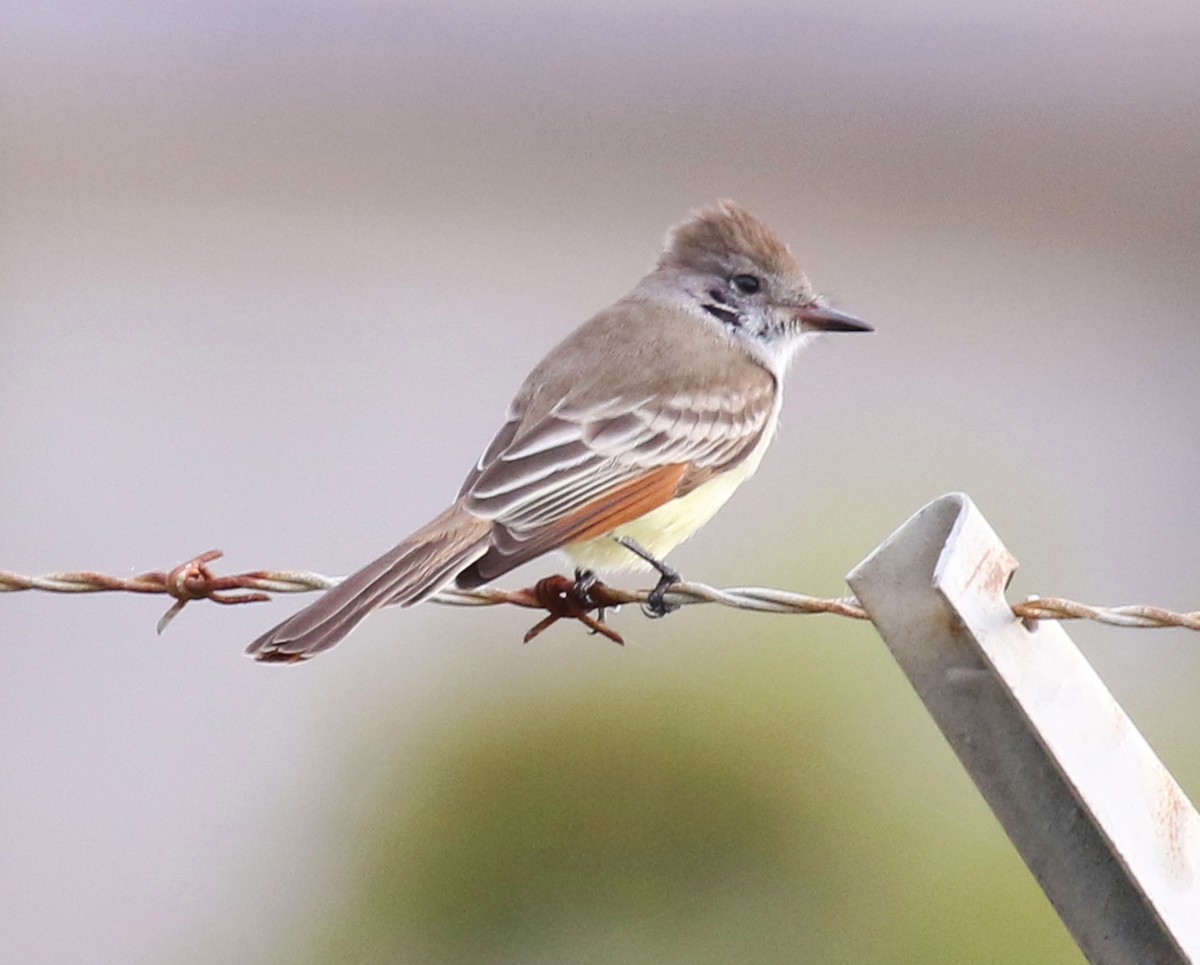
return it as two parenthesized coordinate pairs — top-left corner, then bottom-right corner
(2, 552), (1199, 640)
(0, 551), (340, 635)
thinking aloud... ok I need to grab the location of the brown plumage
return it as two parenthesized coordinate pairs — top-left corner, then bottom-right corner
(247, 201), (869, 662)
(659, 199), (799, 278)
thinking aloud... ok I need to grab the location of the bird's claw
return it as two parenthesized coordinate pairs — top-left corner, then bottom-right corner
(614, 537), (682, 618)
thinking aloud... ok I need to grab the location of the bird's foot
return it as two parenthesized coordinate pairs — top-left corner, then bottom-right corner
(615, 537), (682, 618)
(573, 567), (599, 602)
(573, 568), (608, 628)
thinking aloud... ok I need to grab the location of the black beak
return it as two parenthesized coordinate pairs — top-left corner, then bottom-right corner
(796, 302), (873, 333)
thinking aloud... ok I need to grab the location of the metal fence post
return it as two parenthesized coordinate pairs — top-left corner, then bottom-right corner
(847, 493), (1199, 964)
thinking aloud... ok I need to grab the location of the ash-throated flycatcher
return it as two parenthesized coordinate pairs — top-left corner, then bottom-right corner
(248, 201), (870, 661)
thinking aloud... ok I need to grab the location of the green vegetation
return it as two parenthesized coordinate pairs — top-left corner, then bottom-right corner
(294, 601), (1081, 964)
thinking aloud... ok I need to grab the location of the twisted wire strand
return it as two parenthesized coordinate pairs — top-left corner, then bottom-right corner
(430, 582), (869, 618)
(2, 551), (1198, 635)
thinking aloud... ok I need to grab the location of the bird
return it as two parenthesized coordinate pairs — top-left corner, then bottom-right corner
(247, 200), (871, 662)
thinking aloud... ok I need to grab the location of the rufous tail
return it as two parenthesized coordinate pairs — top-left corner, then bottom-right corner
(246, 501), (491, 662)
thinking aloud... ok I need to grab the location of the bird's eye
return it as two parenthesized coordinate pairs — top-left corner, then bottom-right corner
(732, 274), (761, 294)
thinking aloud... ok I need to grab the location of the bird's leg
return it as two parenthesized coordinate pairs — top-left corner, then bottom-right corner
(572, 567), (608, 627)
(573, 567), (598, 599)
(615, 537), (682, 618)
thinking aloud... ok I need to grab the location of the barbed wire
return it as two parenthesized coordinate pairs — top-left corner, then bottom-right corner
(2, 549), (1198, 643)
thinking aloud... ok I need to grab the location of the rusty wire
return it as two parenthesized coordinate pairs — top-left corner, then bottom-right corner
(2, 550), (1199, 641)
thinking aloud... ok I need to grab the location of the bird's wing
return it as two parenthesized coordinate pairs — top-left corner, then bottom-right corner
(456, 378), (777, 581)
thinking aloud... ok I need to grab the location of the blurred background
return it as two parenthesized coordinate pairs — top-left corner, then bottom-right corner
(2, 2), (1198, 962)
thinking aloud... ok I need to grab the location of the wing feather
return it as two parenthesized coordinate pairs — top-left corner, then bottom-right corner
(460, 464), (689, 585)
(454, 378), (776, 585)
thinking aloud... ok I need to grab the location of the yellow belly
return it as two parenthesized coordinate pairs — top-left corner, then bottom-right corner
(562, 445), (767, 573)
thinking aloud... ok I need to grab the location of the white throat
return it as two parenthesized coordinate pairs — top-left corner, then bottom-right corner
(735, 328), (818, 379)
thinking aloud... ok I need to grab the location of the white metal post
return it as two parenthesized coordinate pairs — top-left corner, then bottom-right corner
(848, 493), (1199, 964)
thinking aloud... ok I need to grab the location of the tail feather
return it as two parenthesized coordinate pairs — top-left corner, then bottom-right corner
(247, 502), (491, 662)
